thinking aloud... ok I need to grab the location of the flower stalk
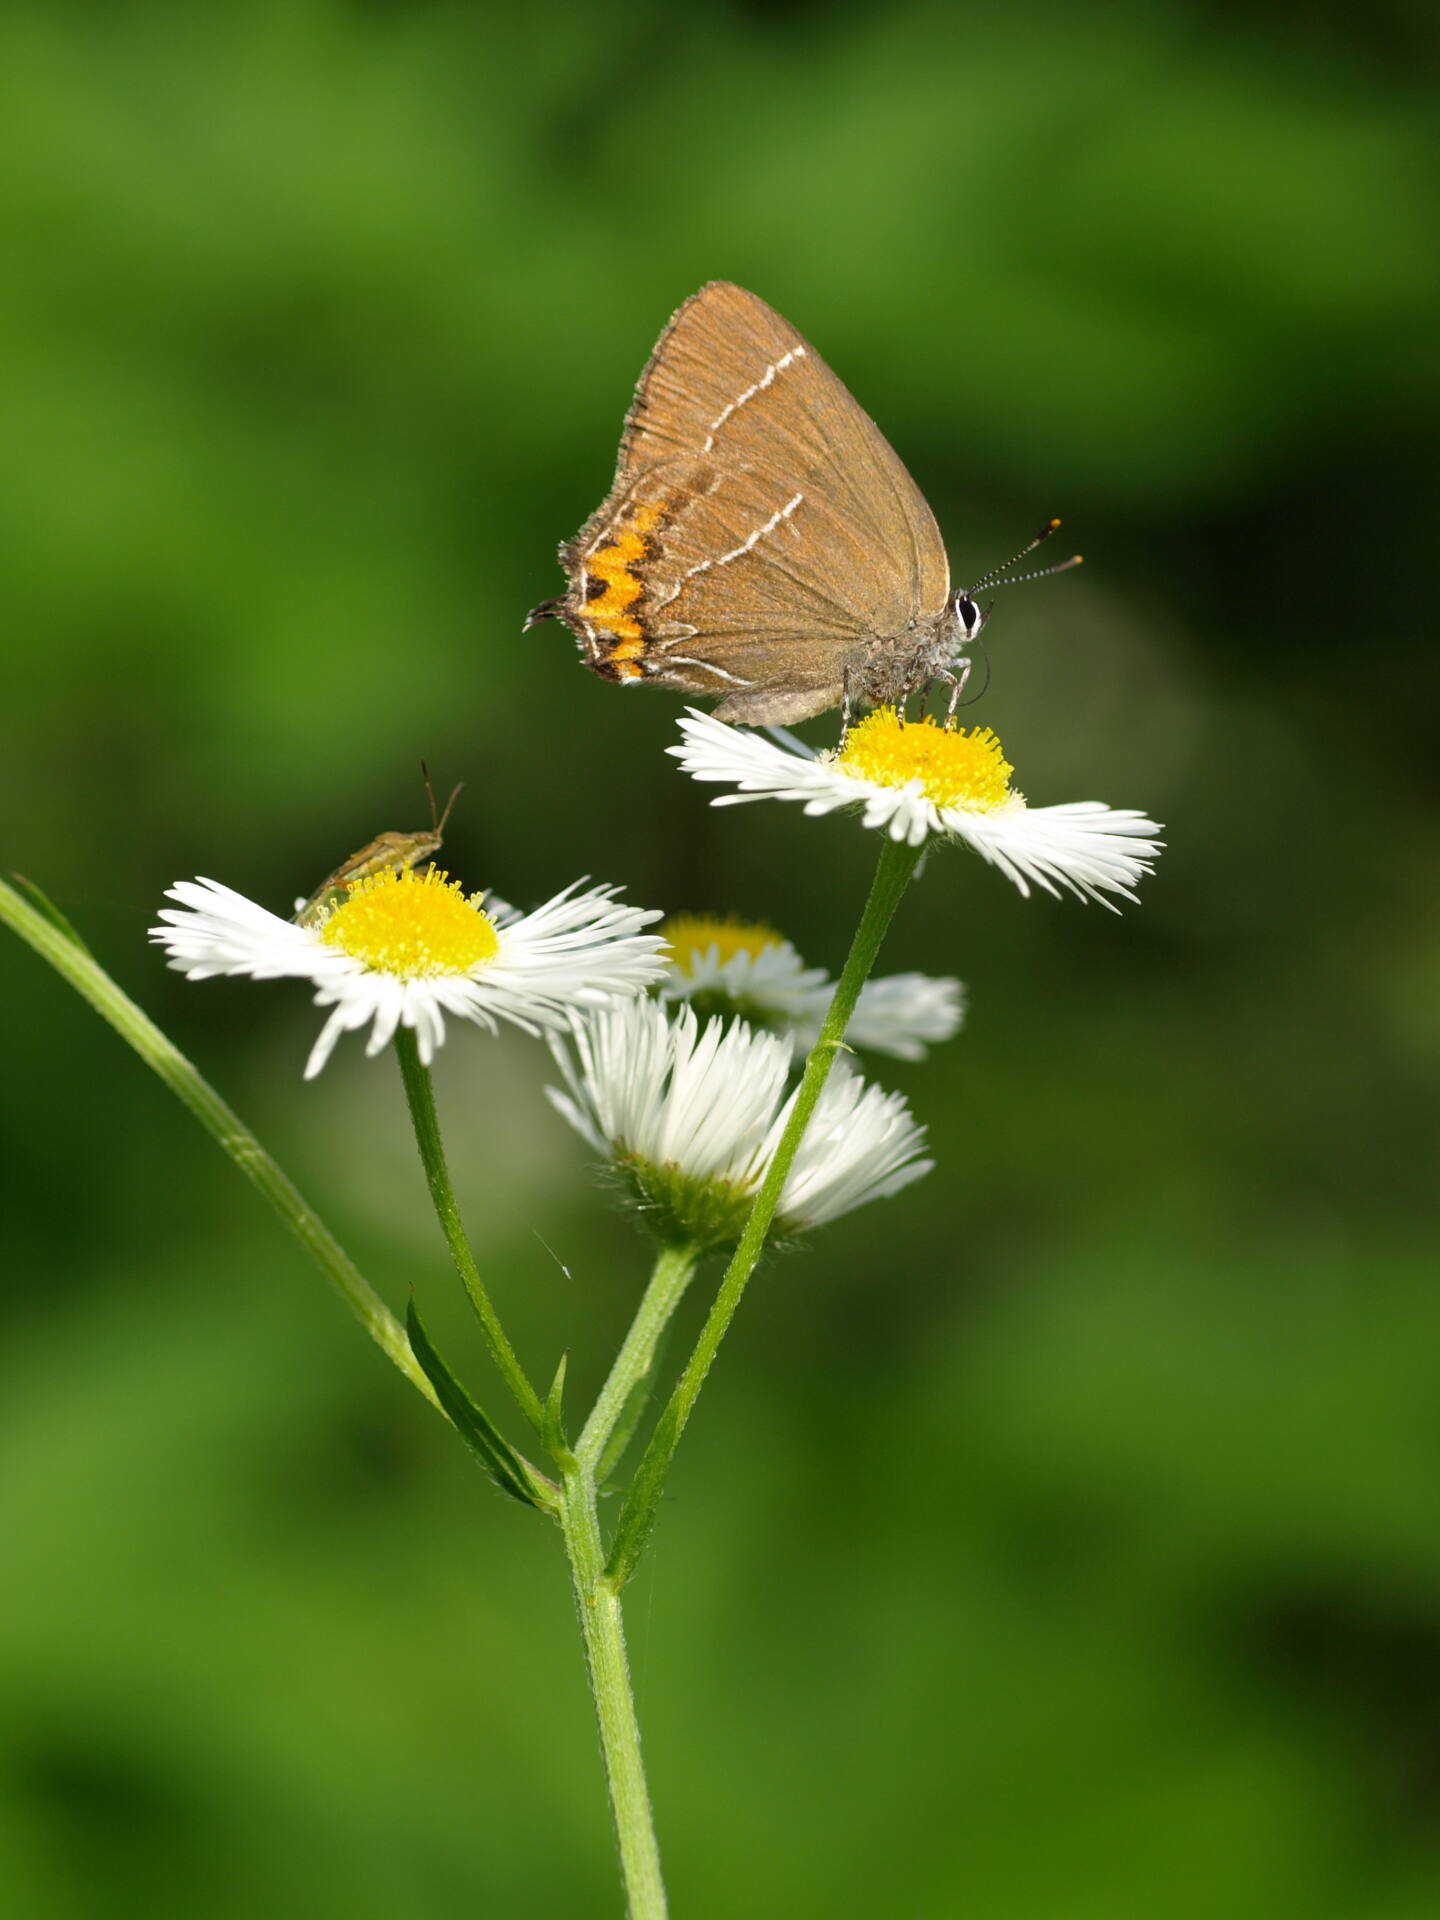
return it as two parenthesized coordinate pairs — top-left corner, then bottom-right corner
(576, 1240), (702, 1474)
(606, 833), (924, 1587)
(393, 1027), (547, 1434)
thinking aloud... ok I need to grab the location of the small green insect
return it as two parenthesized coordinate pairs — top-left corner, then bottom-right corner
(295, 765), (462, 927)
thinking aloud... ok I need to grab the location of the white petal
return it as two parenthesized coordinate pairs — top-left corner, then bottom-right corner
(775, 1065), (932, 1229)
(470, 882), (667, 1033)
(839, 972), (966, 1061)
(364, 976), (406, 1056)
(409, 988), (448, 1066)
(670, 712), (845, 806)
(544, 1084), (608, 1157)
(941, 800), (1163, 910)
(304, 992), (375, 1080)
(151, 877), (348, 983)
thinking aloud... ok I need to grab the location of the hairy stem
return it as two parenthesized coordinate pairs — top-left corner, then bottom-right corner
(560, 1465), (668, 1917)
(576, 1241), (701, 1475)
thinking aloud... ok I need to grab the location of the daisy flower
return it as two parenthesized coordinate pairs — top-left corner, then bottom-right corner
(547, 998), (931, 1247)
(152, 869), (666, 1079)
(658, 913), (964, 1061)
(670, 708), (1163, 909)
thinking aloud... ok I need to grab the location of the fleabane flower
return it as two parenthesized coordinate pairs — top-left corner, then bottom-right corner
(547, 998), (931, 1247)
(658, 912), (964, 1061)
(670, 708), (1163, 909)
(152, 869), (666, 1078)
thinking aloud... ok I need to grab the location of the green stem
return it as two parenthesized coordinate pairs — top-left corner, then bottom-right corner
(560, 1466), (668, 1918)
(595, 1320), (676, 1492)
(0, 875), (437, 1408)
(576, 1241), (701, 1475)
(607, 836), (923, 1587)
(393, 1028), (545, 1435)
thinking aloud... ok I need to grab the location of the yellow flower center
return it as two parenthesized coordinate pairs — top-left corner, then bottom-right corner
(836, 708), (1014, 811)
(320, 867), (499, 978)
(661, 914), (782, 974)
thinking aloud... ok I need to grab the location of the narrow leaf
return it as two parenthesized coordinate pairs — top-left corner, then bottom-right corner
(8, 874), (91, 956)
(406, 1298), (549, 1509)
(542, 1351), (572, 1462)
(606, 1440), (671, 1588)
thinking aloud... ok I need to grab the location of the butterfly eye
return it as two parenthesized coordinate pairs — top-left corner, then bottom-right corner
(955, 593), (983, 636)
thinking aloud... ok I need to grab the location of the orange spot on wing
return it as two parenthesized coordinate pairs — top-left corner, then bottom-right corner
(584, 501), (664, 653)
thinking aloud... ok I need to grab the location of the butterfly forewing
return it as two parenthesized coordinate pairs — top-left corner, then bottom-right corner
(618, 287), (946, 596)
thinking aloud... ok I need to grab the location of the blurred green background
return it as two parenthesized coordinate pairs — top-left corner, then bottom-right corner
(3, 1), (1438, 1913)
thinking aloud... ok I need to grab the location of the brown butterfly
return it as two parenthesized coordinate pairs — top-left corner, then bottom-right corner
(527, 282), (1077, 727)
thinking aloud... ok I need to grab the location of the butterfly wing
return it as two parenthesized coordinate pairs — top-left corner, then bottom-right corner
(552, 283), (951, 725)
(617, 284), (949, 616)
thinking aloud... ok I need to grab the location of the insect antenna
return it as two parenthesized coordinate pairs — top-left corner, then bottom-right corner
(419, 761), (464, 838)
(987, 554), (1084, 591)
(436, 778), (464, 835)
(969, 518), (1083, 596)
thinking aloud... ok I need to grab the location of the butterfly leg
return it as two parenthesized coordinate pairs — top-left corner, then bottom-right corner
(840, 667), (855, 749)
(942, 657), (974, 728)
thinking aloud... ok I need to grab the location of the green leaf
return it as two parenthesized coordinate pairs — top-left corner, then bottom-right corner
(8, 874), (91, 956)
(406, 1298), (551, 1510)
(542, 1351), (573, 1464)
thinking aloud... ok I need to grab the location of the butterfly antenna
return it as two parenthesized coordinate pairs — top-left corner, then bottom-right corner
(969, 518), (1081, 595)
(987, 553), (1084, 592)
